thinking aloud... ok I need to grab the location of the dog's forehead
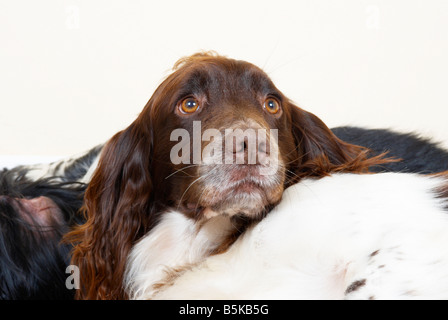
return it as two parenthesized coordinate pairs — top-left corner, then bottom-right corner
(179, 60), (277, 98)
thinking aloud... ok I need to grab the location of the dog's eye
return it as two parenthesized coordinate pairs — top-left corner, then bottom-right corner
(179, 97), (200, 114)
(264, 97), (281, 115)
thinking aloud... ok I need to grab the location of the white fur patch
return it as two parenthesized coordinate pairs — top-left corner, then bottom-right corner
(124, 211), (235, 299)
(131, 173), (448, 300)
(14, 149), (100, 183)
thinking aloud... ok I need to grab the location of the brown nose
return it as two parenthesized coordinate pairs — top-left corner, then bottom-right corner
(224, 128), (270, 165)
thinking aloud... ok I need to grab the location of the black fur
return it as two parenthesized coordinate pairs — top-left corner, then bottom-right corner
(332, 127), (448, 174)
(0, 171), (86, 299)
(55, 145), (103, 182)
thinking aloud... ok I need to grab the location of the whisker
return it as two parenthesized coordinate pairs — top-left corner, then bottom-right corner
(176, 166), (220, 210)
(282, 149), (313, 166)
(282, 143), (302, 159)
(281, 131), (316, 161)
(195, 187), (210, 213)
(284, 169), (302, 185)
(165, 164), (201, 180)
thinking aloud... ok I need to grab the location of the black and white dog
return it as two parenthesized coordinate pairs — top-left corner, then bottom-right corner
(1, 128), (447, 300)
(0, 145), (101, 299)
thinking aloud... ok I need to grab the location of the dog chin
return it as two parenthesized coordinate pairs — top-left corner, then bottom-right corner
(202, 191), (271, 220)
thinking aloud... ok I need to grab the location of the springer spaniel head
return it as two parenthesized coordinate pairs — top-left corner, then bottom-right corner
(68, 52), (387, 299)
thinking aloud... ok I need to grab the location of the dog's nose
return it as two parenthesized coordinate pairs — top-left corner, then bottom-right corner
(231, 134), (268, 154)
(224, 128), (270, 165)
(233, 136), (248, 154)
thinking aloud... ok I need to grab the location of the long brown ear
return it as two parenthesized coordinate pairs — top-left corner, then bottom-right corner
(287, 103), (391, 183)
(66, 120), (153, 300)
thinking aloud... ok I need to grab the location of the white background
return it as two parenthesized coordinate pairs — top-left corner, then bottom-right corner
(1, 0), (447, 167)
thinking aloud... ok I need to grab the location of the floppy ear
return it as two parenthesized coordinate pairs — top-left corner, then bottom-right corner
(67, 120), (154, 300)
(287, 103), (389, 181)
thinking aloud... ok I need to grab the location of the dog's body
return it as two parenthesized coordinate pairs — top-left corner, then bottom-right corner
(0, 171), (84, 299)
(132, 173), (448, 300)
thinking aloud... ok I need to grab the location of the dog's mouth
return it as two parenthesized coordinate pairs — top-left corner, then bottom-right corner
(229, 180), (265, 193)
(182, 163), (285, 220)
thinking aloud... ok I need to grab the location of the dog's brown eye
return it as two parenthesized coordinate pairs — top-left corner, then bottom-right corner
(264, 98), (280, 114)
(179, 98), (200, 114)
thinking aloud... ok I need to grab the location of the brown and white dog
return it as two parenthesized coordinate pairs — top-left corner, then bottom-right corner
(67, 52), (390, 299)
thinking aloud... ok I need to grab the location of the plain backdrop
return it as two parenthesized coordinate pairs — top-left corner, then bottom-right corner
(1, 0), (447, 167)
